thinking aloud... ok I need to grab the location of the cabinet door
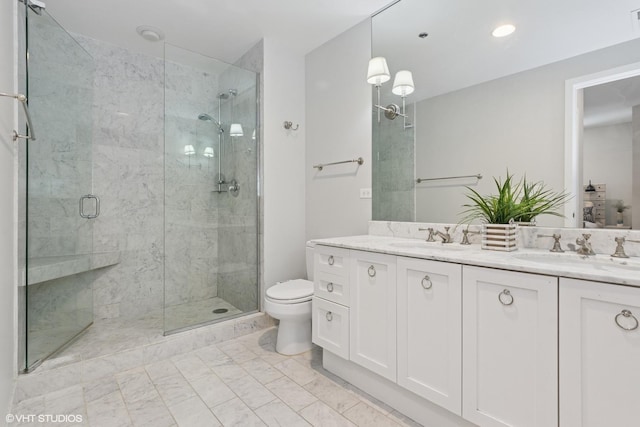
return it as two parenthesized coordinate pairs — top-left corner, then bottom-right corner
(397, 257), (462, 415)
(462, 266), (558, 427)
(560, 278), (640, 426)
(349, 250), (397, 382)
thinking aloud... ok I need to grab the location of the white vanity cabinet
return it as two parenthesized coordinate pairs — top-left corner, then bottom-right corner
(349, 250), (397, 382)
(396, 257), (462, 415)
(559, 278), (640, 426)
(462, 266), (558, 427)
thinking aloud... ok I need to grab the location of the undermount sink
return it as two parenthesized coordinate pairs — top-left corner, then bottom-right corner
(512, 252), (640, 272)
(389, 241), (468, 250)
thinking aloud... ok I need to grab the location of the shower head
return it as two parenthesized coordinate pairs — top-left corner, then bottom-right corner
(198, 113), (224, 133)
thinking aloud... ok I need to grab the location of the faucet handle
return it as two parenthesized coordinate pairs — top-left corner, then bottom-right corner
(418, 227), (436, 242)
(612, 237), (640, 258)
(461, 228), (480, 245)
(537, 233), (565, 253)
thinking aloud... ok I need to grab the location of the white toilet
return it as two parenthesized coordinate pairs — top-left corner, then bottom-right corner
(264, 242), (315, 355)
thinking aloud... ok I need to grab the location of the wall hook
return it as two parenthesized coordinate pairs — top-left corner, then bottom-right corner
(283, 121), (299, 131)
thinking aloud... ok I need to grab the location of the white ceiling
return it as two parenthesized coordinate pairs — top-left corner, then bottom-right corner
(373, 0), (640, 101)
(45, 0), (395, 63)
(584, 74), (640, 128)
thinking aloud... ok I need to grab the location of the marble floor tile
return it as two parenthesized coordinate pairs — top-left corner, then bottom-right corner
(12, 325), (426, 427)
(85, 391), (132, 427)
(211, 397), (267, 427)
(303, 375), (360, 414)
(172, 354), (212, 382)
(342, 402), (402, 427)
(167, 395), (221, 427)
(225, 375), (277, 409)
(273, 358), (318, 386)
(264, 376), (318, 412)
(299, 400), (357, 427)
(186, 372), (236, 409)
(255, 400), (312, 427)
(240, 357), (283, 384)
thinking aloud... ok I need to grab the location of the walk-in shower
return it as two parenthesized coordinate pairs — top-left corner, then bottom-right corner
(18, 3), (260, 371)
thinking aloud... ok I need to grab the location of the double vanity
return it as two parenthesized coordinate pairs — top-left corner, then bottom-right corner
(310, 222), (640, 427)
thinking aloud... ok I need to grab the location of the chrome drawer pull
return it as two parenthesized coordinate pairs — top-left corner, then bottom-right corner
(421, 275), (432, 290)
(328, 255), (334, 266)
(326, 311), (333, 321)
(498, 289), (514, 306)
(327, 282), (334, 292)
(615, 309), (639, 331)
(368, 265), (376, 277)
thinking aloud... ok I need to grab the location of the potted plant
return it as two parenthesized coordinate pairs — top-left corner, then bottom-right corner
(613, 200), (630, 227)
(460, 172), (570, 251)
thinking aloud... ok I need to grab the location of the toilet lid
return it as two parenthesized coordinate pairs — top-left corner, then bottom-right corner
(266, 279), (314, 301)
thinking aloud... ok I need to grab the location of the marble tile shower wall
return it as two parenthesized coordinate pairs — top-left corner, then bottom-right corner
(164, 60), (222, 308)
(74, 34), (165, 319)
(216, 82), (259, 312)
(372, 97), (415, 222)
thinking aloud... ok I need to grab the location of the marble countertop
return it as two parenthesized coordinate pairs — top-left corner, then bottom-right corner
(311, 235), (640, 287)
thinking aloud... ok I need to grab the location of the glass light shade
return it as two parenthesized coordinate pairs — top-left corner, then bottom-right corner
(367, 57), (390, 86)
(252, 129), (256, 140)
(230, 123), (244, 137)
(203, 147), (214, 158)
(392, 70), (415, 96)
(184, 144), (195, 156)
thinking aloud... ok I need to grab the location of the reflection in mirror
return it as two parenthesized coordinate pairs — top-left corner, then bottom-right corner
(371, 0), (640, 228)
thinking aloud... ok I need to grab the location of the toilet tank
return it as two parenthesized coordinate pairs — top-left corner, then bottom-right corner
(306, 241), (316, 281)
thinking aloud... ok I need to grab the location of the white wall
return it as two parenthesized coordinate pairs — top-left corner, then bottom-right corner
(305, 19), (372, 240)
(583, 122), (633, 226)
(262, 39), (307, 292)
(0, 0), (17, 413)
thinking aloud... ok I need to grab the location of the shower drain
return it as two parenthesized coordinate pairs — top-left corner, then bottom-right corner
(212, 308), (229, 314)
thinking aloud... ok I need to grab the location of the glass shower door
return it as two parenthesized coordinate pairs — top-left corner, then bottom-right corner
(24, 8), (95, 369)
(163, 44), (259, 334)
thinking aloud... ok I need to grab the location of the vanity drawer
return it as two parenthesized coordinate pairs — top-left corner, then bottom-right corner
(312, 297), (349, 359)
(315, 246), (350, 277)
(314, 271), (349, 305)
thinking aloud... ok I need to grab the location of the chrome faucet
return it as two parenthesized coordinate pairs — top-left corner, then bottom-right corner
(418, 227), (436, 242)
(611, 237), (640, 258)
(576, 233), (595, 256)
(434, 226), (452, 243)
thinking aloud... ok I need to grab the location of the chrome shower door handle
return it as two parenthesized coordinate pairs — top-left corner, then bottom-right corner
(79, 194), (100, 219)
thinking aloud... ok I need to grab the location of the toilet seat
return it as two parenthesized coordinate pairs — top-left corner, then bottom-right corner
(266, 279), (313, 304)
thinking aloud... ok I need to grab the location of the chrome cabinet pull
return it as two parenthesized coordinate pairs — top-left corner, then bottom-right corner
(328, 255), (334, 266)
(615, 309), (639, 331)
(79, 194), (100, 219)
(326, 311), (333, 321)
(368, 265), (376, 277)
(327, 282), (334, 292)
(421, 275), (432, 290)
(498, 289), (514, 306)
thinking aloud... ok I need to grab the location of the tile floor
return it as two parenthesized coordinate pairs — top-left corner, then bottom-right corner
(11, 327), (421, 427)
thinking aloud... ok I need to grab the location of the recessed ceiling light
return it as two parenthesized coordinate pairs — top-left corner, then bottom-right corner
(492, 24), (516, 38)
(136, 25), (165, 42)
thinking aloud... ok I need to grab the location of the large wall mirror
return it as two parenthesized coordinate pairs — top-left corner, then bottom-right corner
(372, 0), (640, 229)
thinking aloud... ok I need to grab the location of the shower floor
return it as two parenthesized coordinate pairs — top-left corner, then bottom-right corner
(32, 296), (243, 370)
(164, 297), (243, 333)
